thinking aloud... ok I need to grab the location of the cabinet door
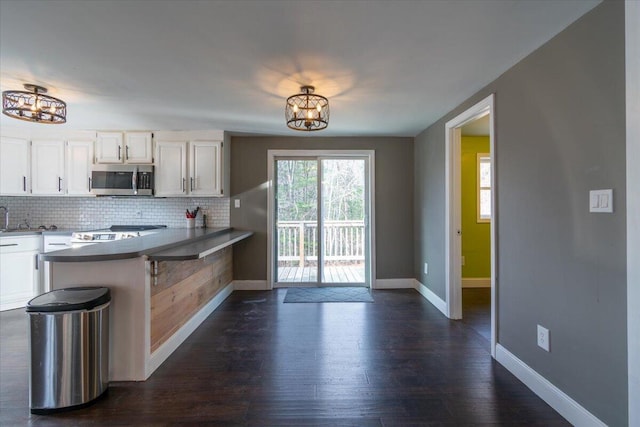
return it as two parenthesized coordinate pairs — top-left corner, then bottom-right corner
(0, 236), (40, 311)
(125, 132), (153, 164)
(155, 141), (187, 196)
(190, 141), (222, 196)
(66, 140), (95, 195)
(31, 140), (65, 195)
(96, 132), (124, 163)
(0, 136), (30, 195)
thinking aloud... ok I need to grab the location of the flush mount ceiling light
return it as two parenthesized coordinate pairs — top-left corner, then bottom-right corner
(2, 84), (67, 124)
(285, 85), (329, 131)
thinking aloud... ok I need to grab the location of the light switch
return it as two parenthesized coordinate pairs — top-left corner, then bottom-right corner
(234, 199), (241, 208)
(589, 189), (613, 213)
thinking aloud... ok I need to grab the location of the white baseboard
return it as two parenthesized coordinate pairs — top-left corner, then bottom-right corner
(495, 344), (606, 427)
(233, 280), (270, 290)
(414, 280), (448, 317)
(147, 282), (234, 378)
(374, 278), (416, 289)
(462, 277), (491, 288)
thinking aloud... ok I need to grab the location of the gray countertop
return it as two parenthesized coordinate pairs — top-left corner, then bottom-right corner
(39, 227), (244, 262)
(147, 230), (253, 261)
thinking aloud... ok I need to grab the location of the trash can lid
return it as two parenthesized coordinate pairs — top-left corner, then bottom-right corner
(26, 287), (111, 313)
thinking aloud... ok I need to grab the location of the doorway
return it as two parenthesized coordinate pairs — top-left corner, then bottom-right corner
(267, 150), (375, 288)
(444, 94), (496, 357)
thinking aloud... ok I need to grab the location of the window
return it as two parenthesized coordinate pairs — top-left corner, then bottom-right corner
(477, 153), (491, 222)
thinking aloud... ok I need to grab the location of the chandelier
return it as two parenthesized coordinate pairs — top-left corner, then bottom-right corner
(285, 85), (329, 131)
(2, 84), (67, 124)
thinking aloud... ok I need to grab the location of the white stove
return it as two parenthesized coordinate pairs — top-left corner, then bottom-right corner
(70, 225), (166, 244)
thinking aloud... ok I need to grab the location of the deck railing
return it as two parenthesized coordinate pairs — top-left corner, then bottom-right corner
(277, 220), (365, 267)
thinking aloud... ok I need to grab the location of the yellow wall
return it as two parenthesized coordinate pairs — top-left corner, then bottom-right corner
(461, 136), (490, 278)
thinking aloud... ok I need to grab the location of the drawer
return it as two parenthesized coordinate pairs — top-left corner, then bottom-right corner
(0, 236), (41, 253)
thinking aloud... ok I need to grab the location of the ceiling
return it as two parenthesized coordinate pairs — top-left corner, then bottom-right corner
(0, 0), (600, 137)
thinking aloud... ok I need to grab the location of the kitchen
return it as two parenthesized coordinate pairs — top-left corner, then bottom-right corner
(0, 124), (260, 381)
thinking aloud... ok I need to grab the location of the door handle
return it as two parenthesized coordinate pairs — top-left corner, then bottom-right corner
(58, 177), (62, 192)
(190, 177), (194, 192)
(118, 145), (122, 160)
(23, 176), (26, 192)
(126, 145), (130, 160)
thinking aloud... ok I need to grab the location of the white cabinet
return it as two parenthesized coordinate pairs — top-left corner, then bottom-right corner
(190, 141), (223, 196)
(125, 132), (153, 163)
(42, 233), (73, 292)
(0, 136), (30, 195)
(96, 131), (153, 164)
(155, 141), (187, 196)
(31, 140), (65, 195)
(0, 235), (40, 311)
(66, 140), (94, 195)
(155, 140), (223, 197)
(96, 132), (124, 163)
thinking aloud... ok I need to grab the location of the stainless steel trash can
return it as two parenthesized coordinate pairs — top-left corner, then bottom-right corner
(26, 287), (110, 414)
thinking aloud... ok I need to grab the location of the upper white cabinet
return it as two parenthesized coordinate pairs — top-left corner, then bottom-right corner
(0, 136), (30, 195)
(190, 141), (222, 196)
(66, 140), (94, 195)
(31, 140), (65, 195)
(96, 132), (153, 164)
(154, 140), (223, 197)
(155, 141), (188, 196)
(96, 132), (123, 163)
(125, 132), (153, 163)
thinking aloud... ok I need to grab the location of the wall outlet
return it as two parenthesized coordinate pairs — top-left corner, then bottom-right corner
(234, 199), (241, 208)
(461, 256), (465, 266)
(424, 262), (428, 275)
(135, 210), (142, 219)
(537, 325), (550, 352)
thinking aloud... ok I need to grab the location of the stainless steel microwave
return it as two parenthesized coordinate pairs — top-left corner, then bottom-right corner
(90, 164), (154, 196)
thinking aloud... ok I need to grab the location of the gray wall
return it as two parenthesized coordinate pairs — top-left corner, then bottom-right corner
(414, 2), (627, 425)
(230, 136), (414, 282)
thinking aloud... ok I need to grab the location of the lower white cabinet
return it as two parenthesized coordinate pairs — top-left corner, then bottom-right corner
(0, 235), (41, 311)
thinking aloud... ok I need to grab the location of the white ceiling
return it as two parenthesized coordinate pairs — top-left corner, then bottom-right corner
(0, 0), (600, 137)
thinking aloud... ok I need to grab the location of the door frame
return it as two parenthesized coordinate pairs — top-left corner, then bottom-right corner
(267, 150), (376, 289)
(444, 93), (497, 357)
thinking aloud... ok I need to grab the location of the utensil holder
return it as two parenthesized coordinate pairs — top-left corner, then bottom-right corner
(186, 218), (195, 229)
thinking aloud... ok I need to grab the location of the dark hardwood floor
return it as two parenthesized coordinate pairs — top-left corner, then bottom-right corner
(0, 289), (569, 426)
(461, 288), (492, 349)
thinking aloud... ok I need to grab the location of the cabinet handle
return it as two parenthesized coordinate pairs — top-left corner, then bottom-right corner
(0, 243), (18, 247)
(190, 177), (194, 192)
(88, 177), (92, 190)
(118, 145), (122, 160)
(58, 177), (62, 192)
(23, 176), (26, 192)
(182, 178), (186, 193)
(126, 145), (130, 160)
(35, 254), (39, 270)
(49, 243), (69, 246)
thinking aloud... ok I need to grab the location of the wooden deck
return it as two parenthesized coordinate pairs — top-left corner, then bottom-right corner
(277, 263), (365, 283)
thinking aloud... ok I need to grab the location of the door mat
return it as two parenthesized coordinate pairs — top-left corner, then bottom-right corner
(283, 287), (374, 303)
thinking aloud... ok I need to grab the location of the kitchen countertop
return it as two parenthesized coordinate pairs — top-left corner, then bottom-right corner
(39, 227), (244, 262)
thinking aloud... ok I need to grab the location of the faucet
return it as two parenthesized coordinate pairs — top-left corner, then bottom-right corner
(0, 206), (8, 231)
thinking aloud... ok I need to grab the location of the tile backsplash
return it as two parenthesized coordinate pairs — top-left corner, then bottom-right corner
(0, 196), (229, 230)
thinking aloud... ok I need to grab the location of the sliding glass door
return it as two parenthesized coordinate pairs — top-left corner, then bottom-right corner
(273, 154), (371, 287)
